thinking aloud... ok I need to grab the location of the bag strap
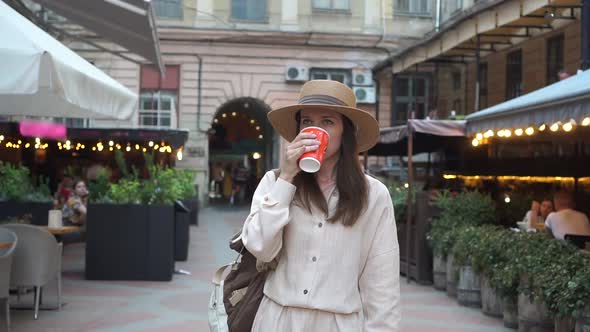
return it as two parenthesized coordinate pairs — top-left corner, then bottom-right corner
(212, 263), (235, 285)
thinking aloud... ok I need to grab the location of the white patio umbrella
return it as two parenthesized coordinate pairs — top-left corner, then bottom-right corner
(0, 0), (137, 120)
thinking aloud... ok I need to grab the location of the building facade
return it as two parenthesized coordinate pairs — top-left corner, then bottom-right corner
(67, 0), (435, 202)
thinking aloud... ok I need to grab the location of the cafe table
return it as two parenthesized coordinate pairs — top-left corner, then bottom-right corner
(39, 225), (81, 235)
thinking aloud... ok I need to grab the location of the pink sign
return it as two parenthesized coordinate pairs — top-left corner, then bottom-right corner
(19, 120), (67, 140)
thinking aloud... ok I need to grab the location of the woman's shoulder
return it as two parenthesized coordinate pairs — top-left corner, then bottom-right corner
(364, 173), (390, 198)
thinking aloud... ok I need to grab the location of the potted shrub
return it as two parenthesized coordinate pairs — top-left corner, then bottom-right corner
(0, 163), (53, 226)
(430, 191), (495, 297)
(452, 225), (485, 308)
(470, 225), (509, 318)
(86, 167), (178, 281)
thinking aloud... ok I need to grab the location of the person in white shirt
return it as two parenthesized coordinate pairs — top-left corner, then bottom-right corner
(545, 191), (590, 240)
(242, 80), (400, 331)
(522, 199), (553, 230)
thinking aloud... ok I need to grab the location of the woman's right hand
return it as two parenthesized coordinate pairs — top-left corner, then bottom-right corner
(279, 132), (320, 183)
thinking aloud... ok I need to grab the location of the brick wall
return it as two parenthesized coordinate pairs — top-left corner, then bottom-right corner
(463, 21), (581, 115)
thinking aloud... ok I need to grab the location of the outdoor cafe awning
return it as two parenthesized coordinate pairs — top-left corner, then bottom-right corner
(368, 120), (466, 156)
(386, 0), (581, 74)
(27, 0), (163, 73)
(466, 69), (590, 135)
(0, 0), (137, 120)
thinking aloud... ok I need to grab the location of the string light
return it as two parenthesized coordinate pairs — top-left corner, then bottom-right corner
(148, 141), (154, 147)
(539, 124), (547, 131)
(525, 127), (535, 136)
(471, 138), (479, 147)
(514, 128), (523, 136)
(562, 122), (573, 132)
(550, 122), (560, 132)
(109, 140), (114, 146)
(475, 133), (483, 140)
(582, 117), (590, 126)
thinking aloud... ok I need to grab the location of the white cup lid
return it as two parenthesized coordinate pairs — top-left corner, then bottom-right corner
(299, 157), (321, 173)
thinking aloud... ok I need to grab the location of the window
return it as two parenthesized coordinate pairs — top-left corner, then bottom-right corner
(231, 0), (267, 21)
(395, 0), (432, 16)
(478, 63), (488, 110)
(443, 0), (462, 16)
(152, 0), (182, 19)
(313, 0), (350, 11)
(54, 118), (89, 128)
(310, 69), (352, 86)
(452, 71), (461, 91)
(393, 75), (430, 125)
(140, 65), (180, 128)
(452, 99), (462, 115)
(139, 91), (176, 128)
(546, 34), (564, 85)
(506, 50), (522, 100)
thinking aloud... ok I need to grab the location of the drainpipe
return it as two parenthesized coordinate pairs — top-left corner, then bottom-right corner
(161, 52), (208, 134)
(435, 0), (442, 32)
(474, 35), (481, 112)
(582, 0), (590, 70)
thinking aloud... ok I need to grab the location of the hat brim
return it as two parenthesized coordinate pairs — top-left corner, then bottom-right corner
(267, 104), (380, 152)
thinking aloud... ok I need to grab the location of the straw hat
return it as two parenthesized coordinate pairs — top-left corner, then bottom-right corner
(267, 80), (380, 152)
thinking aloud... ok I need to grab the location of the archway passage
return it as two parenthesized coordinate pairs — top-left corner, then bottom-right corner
(208, 97), (274, 205)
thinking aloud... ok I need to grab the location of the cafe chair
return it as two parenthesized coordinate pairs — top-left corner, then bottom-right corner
(564, 234), (590, 249)
(0, 228), (18, 329)
(2, 224), (62, 320)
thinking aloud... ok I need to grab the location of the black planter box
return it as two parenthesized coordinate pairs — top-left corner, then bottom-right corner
(183, 197), (199, 226)
(0, 201), (53, 225)
(174, 209), (190, 261)
(85, 203), (175, 281)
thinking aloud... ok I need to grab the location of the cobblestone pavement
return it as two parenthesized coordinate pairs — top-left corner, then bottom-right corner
(7, 205), (512, 331)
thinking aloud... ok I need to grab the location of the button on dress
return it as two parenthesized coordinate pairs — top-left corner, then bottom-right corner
(242, 171), (400, 331)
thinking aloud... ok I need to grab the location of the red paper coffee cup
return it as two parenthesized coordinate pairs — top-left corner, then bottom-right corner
(298, 126), (330, 173)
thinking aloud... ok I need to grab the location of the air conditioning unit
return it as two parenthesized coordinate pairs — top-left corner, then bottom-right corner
(285, 66), (308, 82)
(353, 87), (376, 104)
(352, 69), (373, 86)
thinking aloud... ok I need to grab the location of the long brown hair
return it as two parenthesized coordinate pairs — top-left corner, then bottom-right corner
(292, 113), (368, 226)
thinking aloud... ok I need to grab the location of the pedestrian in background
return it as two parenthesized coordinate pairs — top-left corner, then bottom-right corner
(242, 80), (400, 331)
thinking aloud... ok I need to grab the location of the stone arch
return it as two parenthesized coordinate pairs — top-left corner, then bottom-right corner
(207, 97), (277, 203)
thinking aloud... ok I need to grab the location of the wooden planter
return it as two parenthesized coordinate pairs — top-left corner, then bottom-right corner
(433, 254), (447, 291)
(446, 253), (458, 298)
(503, 296), (519, 329)
(518, 293), (554, 332)
(481, 276), (503, 318)
(554, 316), (574, 332)
(575, 306), (590, 332)
(85, 203), (175, 281)
(457, 265), (481, 308)
(0, 201), (52, 225)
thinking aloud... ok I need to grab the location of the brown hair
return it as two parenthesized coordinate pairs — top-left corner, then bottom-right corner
(292, 113), (368, 226)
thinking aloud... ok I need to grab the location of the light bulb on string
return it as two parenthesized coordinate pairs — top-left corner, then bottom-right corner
(525, 127), (535, 136)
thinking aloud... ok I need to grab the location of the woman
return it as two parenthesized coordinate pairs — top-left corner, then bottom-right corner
(242, 80), (400, 331)
(61, 179), (89, 244)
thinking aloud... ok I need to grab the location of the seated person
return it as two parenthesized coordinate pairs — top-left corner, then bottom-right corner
(53, 175), (73, 209)
(522, 199), (553, 230)
(61, 179), (89, 243)
(545, 191), (590, 240)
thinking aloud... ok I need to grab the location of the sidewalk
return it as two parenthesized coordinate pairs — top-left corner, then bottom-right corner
(8, 205), (512, 331)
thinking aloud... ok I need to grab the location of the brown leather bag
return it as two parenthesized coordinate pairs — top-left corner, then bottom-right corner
(222, 233), (269, 332)
(223, 170), (280, 331)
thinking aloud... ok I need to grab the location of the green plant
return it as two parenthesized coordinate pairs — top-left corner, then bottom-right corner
(89, 169), (111, 201)
(0, 162), (33, 201)
(106, 178), (141, 204)
(388, 182), (411, 223)
(115, 150), (130, 178)
(175, 169), (196, 200)
(430, 190), (496, 257)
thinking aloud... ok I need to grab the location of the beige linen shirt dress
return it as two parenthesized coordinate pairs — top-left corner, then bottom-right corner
(242, 171), (401, 331)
